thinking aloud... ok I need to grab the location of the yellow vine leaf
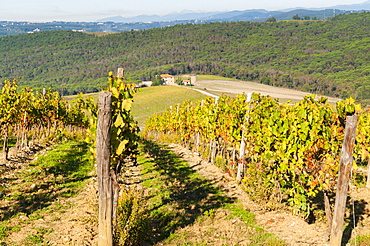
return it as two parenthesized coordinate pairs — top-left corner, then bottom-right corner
(111, 87), (119, 98)
(116, 140), (129, 155)
(114, 114), (124, 127)
(352, 160), (358, 170)
(355, 103), (362, 113)
(346, 97), (356, 104)
(121, 99), (133, 111)
(90, 147), (96, 156)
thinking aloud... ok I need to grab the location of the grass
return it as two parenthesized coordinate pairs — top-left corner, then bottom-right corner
(223, 203), (257, 229)
(63, 84), (207, 129)
(0, 139), (94, 243)
(349, 234), (370, 246)
(137, 139), (287, 245)
(0, 223), (10, 239)
(132, 85), (207, 128)
(28, 140), (93, 182)
(139, 139), (234, 244)
(25, 234), (43, 244)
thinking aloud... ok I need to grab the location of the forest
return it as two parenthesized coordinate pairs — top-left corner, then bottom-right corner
(0, 12), (370, 101)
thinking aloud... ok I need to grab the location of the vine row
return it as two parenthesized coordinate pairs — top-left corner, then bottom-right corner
(0, 79), (90, 159)
(144, 93), (369, 216)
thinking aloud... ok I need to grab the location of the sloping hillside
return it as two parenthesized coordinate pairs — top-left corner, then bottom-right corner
(1, 12), (370, 101)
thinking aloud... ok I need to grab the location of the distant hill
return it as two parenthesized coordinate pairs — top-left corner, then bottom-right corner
(272, 9), (346, 21)
(2, 2), (370, 37)
(199, 10), (285, 22)
(96, 8), (362, 25)
(1, 12), (370, 102)
(98, 11), (225, 23)
(326, 0), (370, 10)
(97, 1), (370, 23)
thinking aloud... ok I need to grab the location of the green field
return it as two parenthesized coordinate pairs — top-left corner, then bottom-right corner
(132, 85), (207, 128)
(62, 85), (208, 128)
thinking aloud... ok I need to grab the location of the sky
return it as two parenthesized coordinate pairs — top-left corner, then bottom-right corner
(0, 0), (367, 22)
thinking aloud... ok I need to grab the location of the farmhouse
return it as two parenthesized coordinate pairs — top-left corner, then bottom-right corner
(160, 74), (175, 85)
(182, 79), (191, 85)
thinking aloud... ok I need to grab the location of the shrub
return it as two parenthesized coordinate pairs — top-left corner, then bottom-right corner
(114, 188), (150, 246)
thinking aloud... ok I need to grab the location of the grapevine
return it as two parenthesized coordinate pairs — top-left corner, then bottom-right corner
(145, 93), (368, 216)
(0, 79), (91, 159)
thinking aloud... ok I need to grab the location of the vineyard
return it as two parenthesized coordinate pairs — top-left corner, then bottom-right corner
(1, 72), (370, 245)
(0, 73), (142, 245)
(144, 93), (370, 224)
(0, 79), (91, 159)
(0, 78), (98, 245)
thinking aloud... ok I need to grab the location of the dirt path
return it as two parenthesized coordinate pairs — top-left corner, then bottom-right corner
(192, 79), (341, 103)
(42, 178), (98, 245)
(166, 143), (329, 246)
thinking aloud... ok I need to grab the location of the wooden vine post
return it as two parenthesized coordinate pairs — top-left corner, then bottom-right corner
(195, 100), (205, 152)
(330, 114), (358, 246)
(96, 91), (113, 246)
(117, 67), (124, 78)
(236, 92), (252, 183)
(366, 158), (370, 188)
(210, 97), (219, 164)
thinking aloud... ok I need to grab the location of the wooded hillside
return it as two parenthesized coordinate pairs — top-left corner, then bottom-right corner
(1, 12), (370, 101)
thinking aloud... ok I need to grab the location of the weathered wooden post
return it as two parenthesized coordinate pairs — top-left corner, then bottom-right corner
(236, 138), (246, 182)
(236, 92), (252, 183)
(330, 114), (358, 246)
(366, 158), (370, 188)
(195, 100), (205, 152)
(3, 126), (9, 160)
(210, 97), (219, 164)
(97, 91), (113, 246)
(117, 68), (124, 78)
(324, 190), (333, 240)
(21, 111), (28, 149)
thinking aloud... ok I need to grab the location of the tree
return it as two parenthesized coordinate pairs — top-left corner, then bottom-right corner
(266, 17), (277, 22)
(175, 77), (184, 85)
(152, 75), (163, 86)
(292, 14), (301, 20)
